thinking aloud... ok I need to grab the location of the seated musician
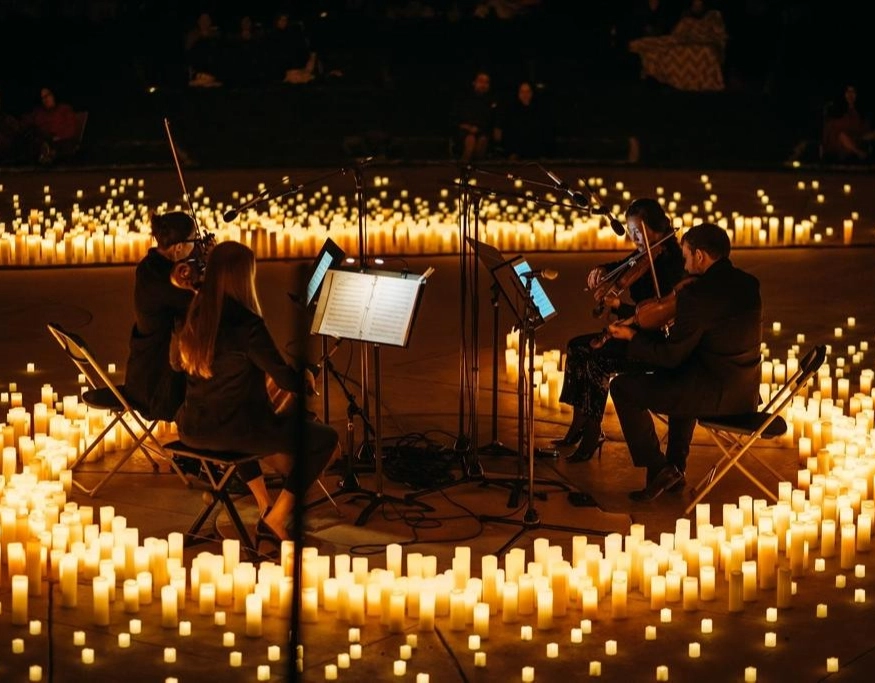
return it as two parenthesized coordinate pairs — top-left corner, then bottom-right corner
(124, 211), (197, 423)
(555, 198), (685, 462)
(174, 241), (339, 543)
(607, 223), (762, 501)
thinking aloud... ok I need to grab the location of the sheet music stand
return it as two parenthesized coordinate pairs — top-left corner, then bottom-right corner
(480, 254), (605, 555)
(310, 267), (434, 525)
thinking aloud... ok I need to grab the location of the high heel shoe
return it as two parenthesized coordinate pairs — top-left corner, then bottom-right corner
(565, 427), (606, 463)
(551, 411), (586, 447)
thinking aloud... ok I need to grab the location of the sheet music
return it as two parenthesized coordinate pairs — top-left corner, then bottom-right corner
(312, 269), (425, 346)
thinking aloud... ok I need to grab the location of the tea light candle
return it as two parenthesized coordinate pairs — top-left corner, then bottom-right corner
(689, 642), (701, 658)
(571, 627), (583, 643)
(766, 607), (778, 623)
(855, 565), (866, 578)
(701, 618), (713, 634)
(164, 647), (177, 663)
(522, 666), (535, 682)
(468, 634), (481, 650)
(350, 644), (362, 659)
(827, 657), (839, 672)
(474, 651), (487, 667)
(229, 652), (242, 667)
(393, 660), (407, 676)
(745, 667), (757, 682)
(82, 648), (95, 664)
(656, 666), (669, 681)
(348, 627), (361, 643)
(660, 607), (672, 623)
(223, 632), (235, 647)
(400, 644), (412, 660)
(129, 619), (142, 634)
(589, 661), (601, 676)
(257, 665), (270, 681)
(29, 666), (42, 681)
(645, 625), (657, 640)
(765, 632), (776, 647)
(547, 642), (559, 658)
(581, 619), (592, 634)
(855, 589), (866, 602)
(521, 625), (533, 640)
(118, 633), (131, 648)
(337, 653), (350, 668)
(817, 603), (828, 618)
(605, 640), (617, 656)
(179, 620), (191, 636)
(29, 620), (42, 636)
(325, 664), (338, 680)
(13, 638), (25, 654)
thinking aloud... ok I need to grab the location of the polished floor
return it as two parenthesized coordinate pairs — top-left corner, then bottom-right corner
(1, 164), (874, 681)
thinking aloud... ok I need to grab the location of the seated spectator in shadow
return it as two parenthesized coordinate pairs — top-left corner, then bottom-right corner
(0, 91), (22, 164)
(21, 87), (79, 165)
(822, 84), (875, 164)
(453, 70), (499, 162)
(626, 0), (674, 40)
(185, 11), (223, 87)
(629, 0), (727, 92)
(497, 81), (553, 160)
(224, 15), (267, 87)
(265, 12), (318, 85)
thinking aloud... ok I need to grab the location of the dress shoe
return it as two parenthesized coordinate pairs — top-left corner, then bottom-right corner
(565, 425), (606, 463)
(629, 465), (684, 502)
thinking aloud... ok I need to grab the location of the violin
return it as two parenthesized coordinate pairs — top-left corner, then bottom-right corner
(589, 276), (697, 349)
(591, 244), (665, 318)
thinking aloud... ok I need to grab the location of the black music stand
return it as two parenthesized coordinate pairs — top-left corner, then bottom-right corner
(310, 267), (434, 526)
(479, 257), (606, 555)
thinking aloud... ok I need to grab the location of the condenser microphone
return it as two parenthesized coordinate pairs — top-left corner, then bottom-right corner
(223, 208), (239, 222)
(521, 268), (559, 281)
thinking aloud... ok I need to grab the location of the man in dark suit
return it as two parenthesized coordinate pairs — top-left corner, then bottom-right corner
(607, 222), (762, 501)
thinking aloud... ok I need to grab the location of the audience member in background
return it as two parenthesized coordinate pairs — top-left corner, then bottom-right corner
(621, 0), (674, 43)
(0, 90), (22, 164)
(821, 84), (875, 164)
(185, 11), (223, 87)
(453, 70), (499, 162)
(224, 15), (267, 87)
(21, 87), (79, 164)
(265, 12), (319, 84)
(497, 81), (552, 160)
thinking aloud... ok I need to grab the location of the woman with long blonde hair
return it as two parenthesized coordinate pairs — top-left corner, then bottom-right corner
(175, 241), (338, 543)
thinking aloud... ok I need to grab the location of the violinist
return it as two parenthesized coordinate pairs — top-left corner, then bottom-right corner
(608, 223), (762, 502)
(556, 198), (685, 463)
(124, 211), (198, 423)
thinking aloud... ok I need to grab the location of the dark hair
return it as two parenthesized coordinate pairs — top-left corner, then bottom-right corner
(151, 211), (195, 249)
(626, 197), (672, 234)
(681, 222), (731, 259)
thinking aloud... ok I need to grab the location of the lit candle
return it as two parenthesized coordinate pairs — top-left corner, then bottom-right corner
(229, 651), (242, 667)
(118, 632), (131, 648)
(81, 648), (95, 664)
(29, 666), (42, 682)
(546, 642), (559, 658)
(474, 651), (486, 667)
(689, 642), (701, 658)
(745, 667), (757, 682)
(161, 585), (178, 628)
(605, 640), (617, 656)
(164, 647), (177, 663)
(325, 664), (338, 680)
(246, 593), (264, 637)
(92, 576), (110, 626)
(473, 602), (490, 639)
(12, 575), (29, 625)
(827, 657), (839, 673)
(13, 638), (25, 654)
(522, 666), (535, 682)
(589, 662), (601, 676)
(393, 660), (406, 676)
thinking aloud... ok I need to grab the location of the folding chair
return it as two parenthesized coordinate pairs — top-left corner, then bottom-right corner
(163, 440), (340, 560)
(47, 322), (188, 496)
(684, 344), (827, 515)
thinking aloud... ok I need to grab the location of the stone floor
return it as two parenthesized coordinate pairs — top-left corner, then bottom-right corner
(1, 164), (875, 681)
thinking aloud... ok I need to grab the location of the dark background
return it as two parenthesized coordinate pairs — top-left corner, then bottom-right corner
(0, 1), (869, 168)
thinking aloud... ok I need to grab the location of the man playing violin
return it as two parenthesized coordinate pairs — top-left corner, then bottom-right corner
(124, 211), (198, 422)
(608, 222), (762, 501)
(555, 198), (686, 462)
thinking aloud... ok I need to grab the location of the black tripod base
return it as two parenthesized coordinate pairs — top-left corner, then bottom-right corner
(480, 506), (609, 555)
(480, 476), (572, 508)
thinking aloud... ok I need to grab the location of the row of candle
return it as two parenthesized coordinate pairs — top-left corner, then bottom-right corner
(0, 172), (864, 267)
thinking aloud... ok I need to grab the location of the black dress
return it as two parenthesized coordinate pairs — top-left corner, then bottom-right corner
(558, 238), (686, 421)
(124, 249), (193, 421)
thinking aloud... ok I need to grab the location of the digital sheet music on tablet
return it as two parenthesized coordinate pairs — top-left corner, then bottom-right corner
(310, 269), (426, 347)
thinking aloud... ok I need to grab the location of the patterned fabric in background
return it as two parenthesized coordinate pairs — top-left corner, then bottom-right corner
(629, 9), (727, 92)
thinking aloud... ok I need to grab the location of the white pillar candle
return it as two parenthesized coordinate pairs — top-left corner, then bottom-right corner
(589, 661), (601, 676)
(325, 664), (338, 680)
(745, 667), (757, 682)
(246, 593), (264, 637)
(92, 576), (110, 626)
(468, 634), (480, 650)
(12, 575), (29, 625)
(123, 578), (139, 613)
(474, 651), (487, 667)
(520, 625), (533, 641)
(657, 666), (669, 681)
(257, 665), (270, 681)
(229, 651), (242, 667)
(537, 588), (553, 630)
(81, 648), (95, 664)
(13, 638), (25, 653)
(473, 602), (490, 639)
(546, 642), (559, 658)
(29, 666), (42, 682)
(164, 647), (177, 663)
(337, 653), (350, 668)
(393, 660), (406, 676)
(522, 666), (535, 682)
(605, 640), (617, 655)
(826, 657), (839, 673)
(689, 642), (701, 658)
(350, 644), (362, 659)
(129, 619), (142, 634)
(161, 585), (178, 628)
(571, 627), (583, 643)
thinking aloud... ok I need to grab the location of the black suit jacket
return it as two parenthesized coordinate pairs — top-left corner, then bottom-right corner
(124, 249), (194, 420)
(626, 257), (762, 416)
(175, 297), (304, 453)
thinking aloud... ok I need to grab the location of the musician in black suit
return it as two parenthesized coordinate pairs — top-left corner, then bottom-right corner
(608, 222), (762, 501)
(124, 211), (197, 422)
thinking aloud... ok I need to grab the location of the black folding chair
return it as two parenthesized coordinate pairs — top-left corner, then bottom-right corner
(47, 322), (188, 496)
(684, 344), (827, 515)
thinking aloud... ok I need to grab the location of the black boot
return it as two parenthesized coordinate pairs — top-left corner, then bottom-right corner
(565, 420), (606, 463)
(551, 408), (587, 446)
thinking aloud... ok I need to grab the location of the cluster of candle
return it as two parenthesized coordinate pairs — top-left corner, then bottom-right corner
(3, 380), (174, 481)
(503, 328), (570, 412)
(0, 173), (862, 268)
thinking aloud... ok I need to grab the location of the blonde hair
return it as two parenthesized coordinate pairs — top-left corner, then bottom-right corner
(178, 241), (261, 378)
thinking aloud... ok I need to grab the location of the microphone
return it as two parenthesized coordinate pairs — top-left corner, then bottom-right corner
(223, 208), (238, 222)
(521, 268), (559, 281)
(610, 218), (626, 236)
(544, 169), (567, 190)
